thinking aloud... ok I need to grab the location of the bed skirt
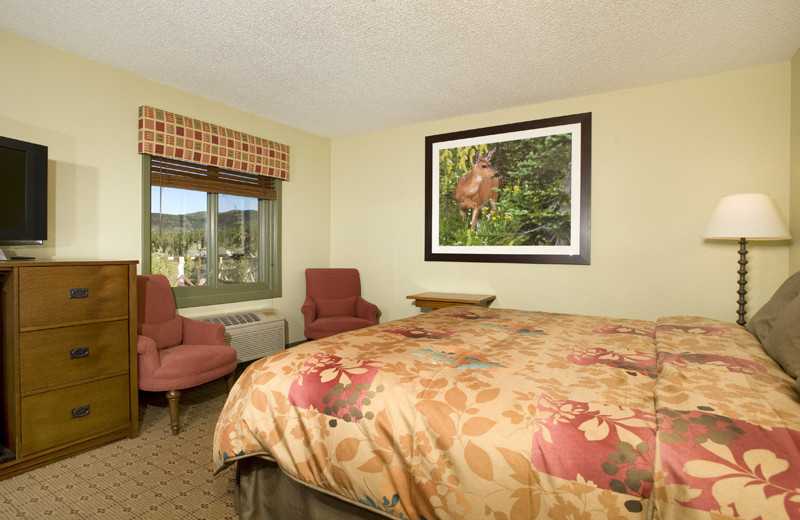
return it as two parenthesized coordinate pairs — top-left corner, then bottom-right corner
(234, 457), (391, 520)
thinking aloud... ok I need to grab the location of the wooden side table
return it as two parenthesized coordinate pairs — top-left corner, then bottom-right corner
(406, 292), (496, 310)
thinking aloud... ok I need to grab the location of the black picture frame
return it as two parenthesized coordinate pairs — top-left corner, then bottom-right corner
(424, 112), (591, 264)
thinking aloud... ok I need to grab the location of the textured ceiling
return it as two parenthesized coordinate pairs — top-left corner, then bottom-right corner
(1, 1), (799, 138)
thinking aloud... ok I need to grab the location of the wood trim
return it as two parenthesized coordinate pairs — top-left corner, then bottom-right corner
(127, 262), (139, 438)
(0, 268), (20, 456)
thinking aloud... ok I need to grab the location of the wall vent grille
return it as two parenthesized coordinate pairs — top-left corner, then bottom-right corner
(196, 309), (284, 362)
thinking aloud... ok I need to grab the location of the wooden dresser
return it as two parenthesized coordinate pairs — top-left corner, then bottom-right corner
(0, 260), (138, 479)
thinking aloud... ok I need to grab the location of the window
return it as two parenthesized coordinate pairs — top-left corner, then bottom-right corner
(141, 155), (281, 308)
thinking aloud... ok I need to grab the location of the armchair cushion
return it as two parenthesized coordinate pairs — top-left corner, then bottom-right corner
(304, 316), (377, 338)
(140, 315), (184, 349)
(315, 296), (357, 318)
(139, 343), (237, 391)
(182, 317), (227, 345)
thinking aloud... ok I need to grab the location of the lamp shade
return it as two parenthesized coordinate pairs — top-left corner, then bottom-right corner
(702, 193), (791, 240)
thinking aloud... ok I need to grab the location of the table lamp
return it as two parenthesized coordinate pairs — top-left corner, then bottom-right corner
(702, 193), (791, 326)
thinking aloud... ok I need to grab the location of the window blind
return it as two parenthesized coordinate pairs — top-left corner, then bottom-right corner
(150, 155), (276, 200)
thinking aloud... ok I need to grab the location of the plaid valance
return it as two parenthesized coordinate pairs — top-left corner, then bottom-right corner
(137, 105), (289, 180)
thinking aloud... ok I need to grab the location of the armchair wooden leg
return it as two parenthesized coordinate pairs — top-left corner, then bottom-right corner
(166, 389), (181, 436)
(225, 372), (235, 393)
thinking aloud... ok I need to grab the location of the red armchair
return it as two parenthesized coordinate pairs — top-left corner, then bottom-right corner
(137, 274), (237, 435)
(302, 268), (379, 340)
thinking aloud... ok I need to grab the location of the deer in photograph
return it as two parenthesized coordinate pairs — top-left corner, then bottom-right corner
(455, 148), (500, 230)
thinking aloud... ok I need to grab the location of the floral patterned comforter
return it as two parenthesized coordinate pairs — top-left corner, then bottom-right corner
(213, 307), (800, 519)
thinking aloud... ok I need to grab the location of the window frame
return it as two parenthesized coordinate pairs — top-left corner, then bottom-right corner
(141, 154), (282, 308)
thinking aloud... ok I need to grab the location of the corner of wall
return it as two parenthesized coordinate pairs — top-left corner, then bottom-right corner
(790, 47), (800, 272)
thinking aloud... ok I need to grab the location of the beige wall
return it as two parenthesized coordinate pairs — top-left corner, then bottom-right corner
(0, 30), (332, 343)
(790, 48), (800, 271)
(331, 64), (793, 325)
(2, 29), (796, 342)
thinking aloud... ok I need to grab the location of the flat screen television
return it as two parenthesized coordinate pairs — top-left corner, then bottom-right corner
(0, 136), (48, 249)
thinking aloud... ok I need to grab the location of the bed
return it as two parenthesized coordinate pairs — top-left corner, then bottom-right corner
(213, 300), (800, 519)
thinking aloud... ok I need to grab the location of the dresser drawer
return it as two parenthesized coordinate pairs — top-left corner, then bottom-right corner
(20, 321), (129, 394)
(19, 265), (129, 328)
(20, 375), (130, 455)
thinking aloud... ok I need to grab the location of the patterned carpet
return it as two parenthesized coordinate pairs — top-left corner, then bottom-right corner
(0, 376), (238, 519)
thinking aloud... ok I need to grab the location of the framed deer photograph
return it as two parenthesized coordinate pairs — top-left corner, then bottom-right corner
(424, 112), (591, 264)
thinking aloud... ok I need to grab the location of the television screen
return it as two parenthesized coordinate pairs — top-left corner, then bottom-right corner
(0, 136), (48, 244)
(0, 146), (28, 230)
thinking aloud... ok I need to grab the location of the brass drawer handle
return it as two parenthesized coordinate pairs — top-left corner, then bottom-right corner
(71, 405), (91, 419)
(69, 287), (89, 299)
(70, 347), (90, 359)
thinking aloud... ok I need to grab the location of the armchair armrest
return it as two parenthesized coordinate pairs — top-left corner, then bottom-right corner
(301, 296), (317, 326)
(137, 335), (161, 375)
(356, 297), (379, 323)
(181, 317), (227, 345)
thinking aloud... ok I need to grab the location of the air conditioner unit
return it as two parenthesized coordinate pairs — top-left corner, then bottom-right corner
(196, 309), (285, 363)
